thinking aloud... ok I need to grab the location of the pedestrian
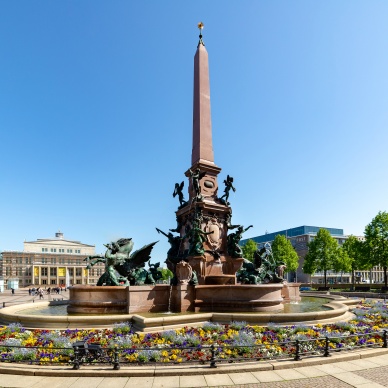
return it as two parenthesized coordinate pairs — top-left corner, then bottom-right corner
(11, 288), (15, 295)
(39, 289), (44, 300)
(28, 288), (31, 296)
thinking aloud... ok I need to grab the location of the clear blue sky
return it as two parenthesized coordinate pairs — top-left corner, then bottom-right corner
(1, 1), (387, 263)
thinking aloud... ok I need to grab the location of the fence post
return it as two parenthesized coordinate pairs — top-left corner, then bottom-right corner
(113, 347), (120, 370)
(73, 346), (80, 370)
(324, 336), (331, 357)
(383, 330), (387, 348)
(210, 344), (217, 368)
(294, 340), (301, 361)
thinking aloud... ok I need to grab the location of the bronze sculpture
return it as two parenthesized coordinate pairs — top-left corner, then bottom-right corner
(237, 243), (286, 284)
(220, 175), (236, 205)
(227, 225), (253, 258)
(156, 228), (182, 263)
(189, 168), (206, 201)
(173, 181), (188, 208)
(183, 220), (214, 256)
(84, 238), (158, 286)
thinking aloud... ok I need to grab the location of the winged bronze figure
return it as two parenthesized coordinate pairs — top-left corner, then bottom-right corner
(84, 238), (158, 286)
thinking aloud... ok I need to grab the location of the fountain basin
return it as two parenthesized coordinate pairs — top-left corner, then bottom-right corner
(0, 295), (359, 331)
(195, 284), (285, 312)
(204, 275), (236, 285)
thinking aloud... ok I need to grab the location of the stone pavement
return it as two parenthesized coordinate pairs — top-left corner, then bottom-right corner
(1, 351), (388, 387)
(0, 288), (69, 308)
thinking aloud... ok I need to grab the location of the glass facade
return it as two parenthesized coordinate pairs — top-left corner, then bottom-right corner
(241, 225), (344, 245)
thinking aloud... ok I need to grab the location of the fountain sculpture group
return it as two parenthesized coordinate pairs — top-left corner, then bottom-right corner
(68, 24), (300, 316)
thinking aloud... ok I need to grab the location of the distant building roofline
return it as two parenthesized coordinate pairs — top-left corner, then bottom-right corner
(241, 225), (345, 245)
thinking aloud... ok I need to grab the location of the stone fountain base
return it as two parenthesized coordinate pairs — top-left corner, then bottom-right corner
(68, 283), (291, 315)
(195, 284), (284, 312)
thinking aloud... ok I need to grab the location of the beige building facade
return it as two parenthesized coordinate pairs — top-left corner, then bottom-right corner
(1, 232), (104, 289)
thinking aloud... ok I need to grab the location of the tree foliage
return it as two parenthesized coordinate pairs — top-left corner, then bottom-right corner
(364, 211), (388, 287)
(159, 267), (174, 282)
(341, 235), (366, 286)
(241, 239), (257, 262)
(271, 235), (299, 273)
(303, 228), (341, 287)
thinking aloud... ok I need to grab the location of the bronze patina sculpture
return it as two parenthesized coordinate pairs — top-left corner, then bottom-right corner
(189, 168), (206, 201)
(184, 220), (214, 256)
(220, 175), (236, 205)
(173, 181), (188, 208)
(156, 228), (183, 263)
(84, 238), (158, 286)
(227, 224), (253, 258)
(237, 243), (286, 284)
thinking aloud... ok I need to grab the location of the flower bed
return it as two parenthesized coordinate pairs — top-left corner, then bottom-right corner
(0, 299), (387, 365)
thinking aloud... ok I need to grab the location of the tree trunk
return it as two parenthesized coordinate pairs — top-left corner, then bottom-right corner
(324, 269), (327, 288)
(351, 269), (355, 291)
(384, 266), (387, 288)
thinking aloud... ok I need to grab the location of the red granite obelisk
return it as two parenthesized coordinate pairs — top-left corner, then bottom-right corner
(174, 24), (243, 285)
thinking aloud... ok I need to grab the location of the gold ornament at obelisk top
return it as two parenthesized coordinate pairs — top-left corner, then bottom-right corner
(197, 22), (205, 46)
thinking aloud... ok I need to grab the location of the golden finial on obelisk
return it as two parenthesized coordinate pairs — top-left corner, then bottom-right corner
(197, 21), (205, 47)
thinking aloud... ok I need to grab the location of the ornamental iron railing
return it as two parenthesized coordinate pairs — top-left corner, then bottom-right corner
(0, 330), (386, 370)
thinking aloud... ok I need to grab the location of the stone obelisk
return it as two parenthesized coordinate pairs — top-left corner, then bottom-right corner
(174, 23), (243, 285)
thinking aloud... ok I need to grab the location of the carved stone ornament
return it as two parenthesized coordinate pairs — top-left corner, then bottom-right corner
(176, 261), (193, 284)
(205, 218), (223, 250)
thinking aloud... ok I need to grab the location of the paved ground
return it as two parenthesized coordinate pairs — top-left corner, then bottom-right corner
(1, 289), (388, 387)
(0, 287), (69, 308)
(1, 354), (388, 388)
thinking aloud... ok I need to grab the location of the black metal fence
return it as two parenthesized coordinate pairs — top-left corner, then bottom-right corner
(0, 330), (386, 370)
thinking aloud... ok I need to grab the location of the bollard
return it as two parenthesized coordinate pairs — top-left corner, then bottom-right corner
(209, 344), (217, 368)
(294, 340), (301, 361)
(73, 346), (80, 370)
(113, 347), (120, 370)
(324, 336), (331, 357)
(383, 330), (387, 348)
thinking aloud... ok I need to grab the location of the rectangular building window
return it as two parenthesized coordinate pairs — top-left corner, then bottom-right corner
(50, 268), (57, 276)
(67, 249), (73, 253)
(76, 268), (82, 277)
(41, 267), (48, 276)
(50, 248), (57, 253)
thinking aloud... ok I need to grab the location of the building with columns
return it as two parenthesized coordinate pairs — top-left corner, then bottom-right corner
(0, 231), (103, 289)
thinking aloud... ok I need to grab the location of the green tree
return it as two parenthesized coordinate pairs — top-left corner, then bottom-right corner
(271, 235), (299, 273)
(302, 228), (341, 288)
(341, 235), (366, 289)
(332, 247), (352, 283)
(364, 211), (388, 288)
(241, 239), (257, 262)
(159, 267), (174, 282)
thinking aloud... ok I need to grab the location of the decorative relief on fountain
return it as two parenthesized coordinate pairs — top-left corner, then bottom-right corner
(176, 261), (193, 284)
(205, 218), (223, 250)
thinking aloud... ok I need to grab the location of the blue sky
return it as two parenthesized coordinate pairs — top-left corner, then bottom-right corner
(1, 1), (387, 263)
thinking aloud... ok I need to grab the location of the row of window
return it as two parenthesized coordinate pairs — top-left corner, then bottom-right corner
(4, 258), (89, 265)
(42, 248), (82, 254)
